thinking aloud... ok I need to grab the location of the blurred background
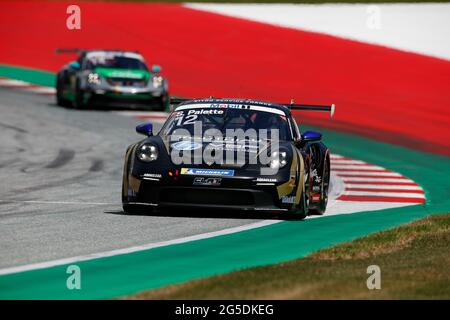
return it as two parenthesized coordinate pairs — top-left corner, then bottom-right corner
(1, 1), (449, 155)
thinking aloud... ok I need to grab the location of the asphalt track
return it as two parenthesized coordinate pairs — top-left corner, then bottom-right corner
(0, 87), (276, 269)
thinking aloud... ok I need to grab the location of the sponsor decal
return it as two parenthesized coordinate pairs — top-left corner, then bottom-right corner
(207, 141), (259, 153)
(311, 168), (322, 183)
(257, 178), (277, 183)
(175, 104), (285, 115)
(142, 173), (162, 180)
(172, 141), (202, 151)
(209, 103), (250, 109)
(187, 109), (224, 115)
(193, 177), (222, 186)
(180, 168), (234, 177)
(281, 195), (296, 204)
(312, 193), (321, 202)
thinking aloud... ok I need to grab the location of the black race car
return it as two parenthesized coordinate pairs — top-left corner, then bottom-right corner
(55, 49), (169, 110)
(122, 98), (335, 219)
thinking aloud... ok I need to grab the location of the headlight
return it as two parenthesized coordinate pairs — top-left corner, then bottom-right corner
(152, 76), (163, 88)
(87, 73), (101, 85)
(137, 143), (159, 162)
(270, 151), (288, 169)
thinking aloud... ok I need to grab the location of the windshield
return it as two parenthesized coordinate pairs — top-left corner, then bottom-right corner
(161, 107), (291, 141)
(86, 55), (148, 70)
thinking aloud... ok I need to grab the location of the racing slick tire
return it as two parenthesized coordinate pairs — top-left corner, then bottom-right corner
(154, 92), (169, 111)
(73, 80), (86, 109)
(121, 172), (153, 215)
(56, 75), (70, 107)
(286, 172), (308, 220)
(309, 156), (330, 215)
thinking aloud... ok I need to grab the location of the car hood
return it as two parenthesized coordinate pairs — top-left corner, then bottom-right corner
(164, 138), (292, 168)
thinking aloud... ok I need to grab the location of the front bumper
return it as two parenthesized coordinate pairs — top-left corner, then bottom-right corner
(125, 176), (290, 213)
(84, 87), (166, 108)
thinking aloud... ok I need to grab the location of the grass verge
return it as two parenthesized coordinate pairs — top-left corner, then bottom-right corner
(0, 64), (55, 88)
(126, 213), (450, 299)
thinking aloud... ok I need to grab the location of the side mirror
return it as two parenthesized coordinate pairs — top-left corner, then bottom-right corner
(151, 65), (161, 73)
(69, 61), (80, 70)
(302, 131), (322, 143)
(136, 123), (153, 136)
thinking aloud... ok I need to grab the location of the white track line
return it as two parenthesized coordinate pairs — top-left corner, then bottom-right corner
(344, 184), (421, 190)
(330, 160), (367, 165)
(343, 191), (425, 198)
(335, 171), (402, 177)
(26, 87), (56, 94)
(0, 79), (30, 87)
(331, 165), (386, 170)
(341, 177), (411, 183)
(0, 78), (55, 95)
(0, 220), (280, 276)
(327, 201), (413, 214)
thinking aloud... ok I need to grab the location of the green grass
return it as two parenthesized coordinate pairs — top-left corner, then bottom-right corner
(126, 213), (450, 299)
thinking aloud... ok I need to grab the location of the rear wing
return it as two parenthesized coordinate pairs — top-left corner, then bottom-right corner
(288, 102), (335, 118)
(170, 97), (335, 118)
(55, 48), (84, 54)
(55, 48), (136, 54)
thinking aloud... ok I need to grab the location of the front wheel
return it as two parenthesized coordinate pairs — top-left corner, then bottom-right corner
(151, 92), (168, 111)
(310, 157), (330, 215)
(286, 172), (308, 220)
(56, 76), (69, 107)
(73, 81), (86, 109)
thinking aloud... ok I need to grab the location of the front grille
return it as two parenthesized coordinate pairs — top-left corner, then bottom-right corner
(159, 188), (254, 206)
(107, 78), (146, 87)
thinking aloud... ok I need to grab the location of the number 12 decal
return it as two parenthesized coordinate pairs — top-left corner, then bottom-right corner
(176, 114), (198, 126)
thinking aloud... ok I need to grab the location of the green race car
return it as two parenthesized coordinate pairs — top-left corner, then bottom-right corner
(56, 49), (169, 110)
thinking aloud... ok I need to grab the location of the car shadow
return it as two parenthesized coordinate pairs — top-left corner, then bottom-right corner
(104, 207), (305, 221)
